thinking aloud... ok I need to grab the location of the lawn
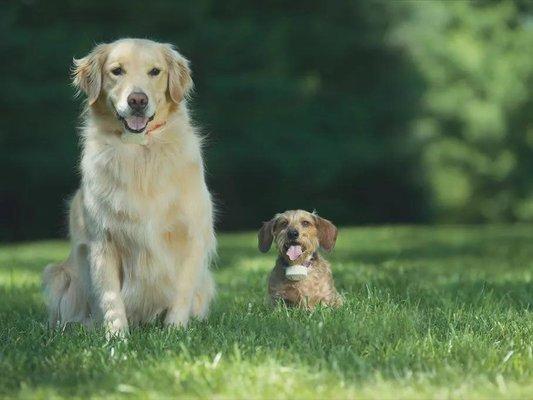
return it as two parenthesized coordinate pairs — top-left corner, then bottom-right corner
(0, 225), (532, 399)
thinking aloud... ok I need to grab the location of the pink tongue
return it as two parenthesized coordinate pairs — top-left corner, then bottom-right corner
(286, 245), (303, 261)
(125, 116), (149, 131)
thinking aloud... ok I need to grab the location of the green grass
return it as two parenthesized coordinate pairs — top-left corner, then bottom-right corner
(1, 226), (532, 399)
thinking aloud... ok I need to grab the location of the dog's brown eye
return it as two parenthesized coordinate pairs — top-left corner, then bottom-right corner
(301, 221), (311, 227)
(278, 220), (288, 229)
(111, 67), (124, 76)
(149, 68), (161, 76)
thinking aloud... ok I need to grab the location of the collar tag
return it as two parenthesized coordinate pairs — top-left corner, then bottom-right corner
(285, 264), (308, 281)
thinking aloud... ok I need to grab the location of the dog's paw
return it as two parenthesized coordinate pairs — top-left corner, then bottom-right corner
(164, 310), (190, 330)
(104, 319), (129, 340)
(164, 316), (189, 330)
(105, 328), (129, 341)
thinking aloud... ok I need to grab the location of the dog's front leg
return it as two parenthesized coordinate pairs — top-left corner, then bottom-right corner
(165, 236), (206, 329)
(89, 240), (128, 337)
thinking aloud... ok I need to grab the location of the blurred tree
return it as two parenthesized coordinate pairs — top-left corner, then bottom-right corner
(14, 1), (533, 237)
(392, 0), (533, 222)
(1, 0), (424, 240)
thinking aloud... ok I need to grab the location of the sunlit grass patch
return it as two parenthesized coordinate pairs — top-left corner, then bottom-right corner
(1, 226), (532, 399)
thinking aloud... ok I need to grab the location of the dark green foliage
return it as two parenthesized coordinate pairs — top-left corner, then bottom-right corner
(393, 1), (533, 222)
(1, 1), (532, 240)
(0, 1), (424, 240)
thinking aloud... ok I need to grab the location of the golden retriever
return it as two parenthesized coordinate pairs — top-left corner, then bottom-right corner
(43, 38), (216, 336)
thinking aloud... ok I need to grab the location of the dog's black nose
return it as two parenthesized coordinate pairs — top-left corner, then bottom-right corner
(287, 228), (299, 240)
(127, 92), (148, 112)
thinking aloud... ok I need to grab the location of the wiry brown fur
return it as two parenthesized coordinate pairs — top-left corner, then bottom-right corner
(258, 210), (342, 309)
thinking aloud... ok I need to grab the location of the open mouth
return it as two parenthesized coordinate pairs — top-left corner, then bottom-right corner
(283, 242), (305, 261)
(117, 113), (155, 134)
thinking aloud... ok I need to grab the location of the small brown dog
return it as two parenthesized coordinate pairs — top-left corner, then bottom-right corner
(258, 210), (343, 309)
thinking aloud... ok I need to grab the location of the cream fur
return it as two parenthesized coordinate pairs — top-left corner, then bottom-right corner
(43, 39), (216, 336)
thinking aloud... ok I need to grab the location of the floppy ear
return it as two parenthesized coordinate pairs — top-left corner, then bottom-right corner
(72, 43), (108, 105)
(258, 218), (276, 253)
(162, 44), (193, 104)
(315, 215), (338, 252)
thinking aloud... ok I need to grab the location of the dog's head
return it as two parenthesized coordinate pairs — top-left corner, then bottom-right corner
(72, 38), (192, 137)
(258, 210), (337, 263)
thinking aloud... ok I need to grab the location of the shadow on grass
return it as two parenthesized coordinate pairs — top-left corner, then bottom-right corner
(1, 227), (532, 396)
(333, 235), (533, 266)
(0, 257), (59, 277)
(217, 226), (533, 270)
(1, 275), (531, 396)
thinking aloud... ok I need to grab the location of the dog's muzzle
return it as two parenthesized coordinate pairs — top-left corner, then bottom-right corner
(117, 113), (155, 134)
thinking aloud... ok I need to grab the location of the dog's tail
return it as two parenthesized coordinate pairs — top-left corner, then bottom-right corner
(42, 261), (71, 328)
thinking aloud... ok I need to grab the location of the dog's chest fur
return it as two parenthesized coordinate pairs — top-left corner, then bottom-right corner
(268, 255), (341, 308)
(79, 127), (207, 322)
